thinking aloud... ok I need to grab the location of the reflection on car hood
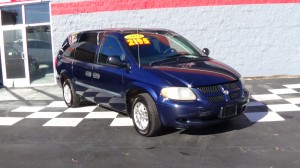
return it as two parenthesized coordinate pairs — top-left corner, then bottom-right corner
(146, 59), (241, 87)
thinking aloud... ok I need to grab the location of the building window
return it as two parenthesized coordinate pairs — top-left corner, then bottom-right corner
(0, 2), (54, 86)
(1, 6), (23, 25)
(25, 3), (50, 24)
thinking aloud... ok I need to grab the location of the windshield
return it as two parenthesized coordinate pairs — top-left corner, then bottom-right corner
(123, 31), (205, 66)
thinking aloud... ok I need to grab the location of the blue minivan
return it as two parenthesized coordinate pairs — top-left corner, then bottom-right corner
(55, 28), (249, 136)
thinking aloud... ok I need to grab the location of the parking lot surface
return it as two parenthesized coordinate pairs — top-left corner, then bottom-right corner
(0, 78), (300, 168)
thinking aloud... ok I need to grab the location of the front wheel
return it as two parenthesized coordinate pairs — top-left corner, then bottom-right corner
(63, 79), (80, 107)
(131, 93), (162, 137)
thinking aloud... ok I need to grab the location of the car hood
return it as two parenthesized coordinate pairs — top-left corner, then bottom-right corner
(145, 59), (241, 87)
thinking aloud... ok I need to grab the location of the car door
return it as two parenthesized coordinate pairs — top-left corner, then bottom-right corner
(72, 33), (98, 96)
(92, 34), (126, 112)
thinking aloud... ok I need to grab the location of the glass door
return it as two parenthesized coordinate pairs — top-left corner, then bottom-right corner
(0, 5), (31, 87)
(25, 3), (54, 85)
(0, 3), (53, 87)
(0, 27), (30, 87)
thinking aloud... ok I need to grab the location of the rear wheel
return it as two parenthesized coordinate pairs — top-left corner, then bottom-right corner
(63, 79), (80, 107)
(131, 93), (162, 136)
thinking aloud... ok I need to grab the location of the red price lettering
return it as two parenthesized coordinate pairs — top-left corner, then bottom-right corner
(126, 38), (151, 46)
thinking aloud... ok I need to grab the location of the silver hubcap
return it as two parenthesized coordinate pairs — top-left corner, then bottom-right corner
(63, 84), (72, 104)
(133, 102), (149, 131)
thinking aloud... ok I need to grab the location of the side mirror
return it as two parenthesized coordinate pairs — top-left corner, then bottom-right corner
(108, 56), (130, 69)
(202, 48), (210, 56)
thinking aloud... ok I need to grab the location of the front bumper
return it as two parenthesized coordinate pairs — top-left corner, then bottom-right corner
(156, 90), (249, 128)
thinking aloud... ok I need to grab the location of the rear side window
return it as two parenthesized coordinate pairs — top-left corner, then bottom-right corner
(60, 39), (75, 58)
(74, 42), (97, 63)
(79, 33), (97, 44)
(69, 32), (98, 63)
(58, 33), (78, 56)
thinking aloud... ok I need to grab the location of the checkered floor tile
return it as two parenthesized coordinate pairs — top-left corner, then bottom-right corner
(244, 112), (285, 122)
(0, 102), (133, 127)
(0, 117), (23, 126)
(245, 83), (300, 122)
(43, 118), (84, 127)
(0, 83), (299, 127)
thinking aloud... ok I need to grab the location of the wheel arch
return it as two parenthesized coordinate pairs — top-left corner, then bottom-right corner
(125, 83), (160, 116)
(59, 70), (72, 86)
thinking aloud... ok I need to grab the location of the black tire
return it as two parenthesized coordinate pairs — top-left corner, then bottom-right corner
(131, 93), (162, 137)
(63, 79), (80, 108)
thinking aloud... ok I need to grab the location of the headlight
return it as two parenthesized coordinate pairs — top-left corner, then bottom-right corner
(161, 87), (196, 100)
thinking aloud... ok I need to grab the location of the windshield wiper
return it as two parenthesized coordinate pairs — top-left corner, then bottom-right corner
(149, 54), (198, 66)
(149, 54), (186, 66)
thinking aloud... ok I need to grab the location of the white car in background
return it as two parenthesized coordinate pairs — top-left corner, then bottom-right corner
(13, 39), (53, 67)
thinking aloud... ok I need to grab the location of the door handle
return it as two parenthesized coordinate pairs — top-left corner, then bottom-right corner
(93, 73), (100, 79)
(21, 52), (25, 59)
(85, 71), (92, 77)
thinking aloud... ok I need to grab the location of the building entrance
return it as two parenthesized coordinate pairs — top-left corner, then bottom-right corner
(0, 2), (54, 87)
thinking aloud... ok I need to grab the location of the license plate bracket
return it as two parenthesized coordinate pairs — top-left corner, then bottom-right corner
(219, 105), (237, 118)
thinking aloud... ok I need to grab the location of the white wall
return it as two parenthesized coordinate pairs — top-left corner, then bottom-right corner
(51, 3), (300, 77)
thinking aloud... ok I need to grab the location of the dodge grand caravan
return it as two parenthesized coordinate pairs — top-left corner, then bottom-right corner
(55, 28), (249, 136)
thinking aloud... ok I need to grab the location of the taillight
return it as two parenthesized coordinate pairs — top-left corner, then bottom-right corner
(55, 57), (58, 70)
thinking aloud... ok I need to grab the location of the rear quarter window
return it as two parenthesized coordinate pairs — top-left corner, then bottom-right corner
(74, 42), (97, 63)
(79, 33), (97, 45)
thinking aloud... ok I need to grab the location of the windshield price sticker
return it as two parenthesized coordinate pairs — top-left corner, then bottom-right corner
(126, 38), (151, 46)
(125, 34), (151, 46)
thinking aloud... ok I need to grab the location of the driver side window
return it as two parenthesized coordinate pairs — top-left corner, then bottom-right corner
(98, 36), (125, 64)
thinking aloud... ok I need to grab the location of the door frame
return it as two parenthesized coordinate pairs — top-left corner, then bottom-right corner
(1, 2), (56, 87)
(0, 25), (31, 87)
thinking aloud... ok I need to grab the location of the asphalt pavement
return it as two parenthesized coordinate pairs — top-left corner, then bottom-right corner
(0, 78), (300, 168)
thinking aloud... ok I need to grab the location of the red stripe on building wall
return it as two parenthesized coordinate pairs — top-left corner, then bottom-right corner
(51, 0), (300, 16)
